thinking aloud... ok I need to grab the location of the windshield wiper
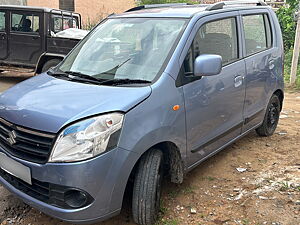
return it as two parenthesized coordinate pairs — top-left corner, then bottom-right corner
(48, 70), (104, 85)
(63, 71), (104, 82)
(47, 70), (151, 86)
(47, 70), (69, 78)
(95, 58), (131, 77)
(97, 78), (151, 86)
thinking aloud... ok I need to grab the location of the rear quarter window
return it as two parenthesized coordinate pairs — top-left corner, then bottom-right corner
(51, 15), (79, 34)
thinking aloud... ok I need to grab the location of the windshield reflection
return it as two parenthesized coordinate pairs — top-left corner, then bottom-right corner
(58, 18), (187, 81)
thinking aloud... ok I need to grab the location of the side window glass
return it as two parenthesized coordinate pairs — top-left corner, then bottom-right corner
(52, 16), (63, 33)
(183, 17), (238, 77)
(264, 14), (272, 48)
(183, 46), (194, 76)
(11, 13), (40, 33)
(51, 15), (79, 34)
(32, 15), (40, 32)
(243, 14), (271, 56)
(194, 18), (238, 65)
(11, 13), (22, 31)
(0, 12), (5, 31)
(63, 17), (78, 30)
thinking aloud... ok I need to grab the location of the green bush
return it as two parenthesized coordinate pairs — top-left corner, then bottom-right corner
(277, 0), (300, 87)
(283, 48), (300, 88)
(276, 0), (298, 51)
(137, 0), (196, 6)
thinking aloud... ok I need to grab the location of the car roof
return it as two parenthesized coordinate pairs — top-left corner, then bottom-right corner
(0, 5), (79, 15)
(0, 5), (54, 12)
(112, 3), (269, 19)
(115, 5), (208, 18)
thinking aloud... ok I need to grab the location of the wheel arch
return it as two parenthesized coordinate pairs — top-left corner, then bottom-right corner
(130, 141), (185, 185)
(35, 53), (65, 74)
(273, 89), (284, 111)
(109, 141), (185, 214)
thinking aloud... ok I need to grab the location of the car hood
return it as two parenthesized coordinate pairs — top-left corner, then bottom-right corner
(0, 74), (152, 133)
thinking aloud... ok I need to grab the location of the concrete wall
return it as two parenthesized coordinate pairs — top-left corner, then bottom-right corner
(27, 0), (59, 9)
(0, 0), (26, 5)
(75, 0), (135, 27)
(26, 0), (135, 27)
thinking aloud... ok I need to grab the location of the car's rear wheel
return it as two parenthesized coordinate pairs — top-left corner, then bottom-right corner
(256, 94), (281, 136)
(42, 59), (61, 73)
(132, 149), (163, 225)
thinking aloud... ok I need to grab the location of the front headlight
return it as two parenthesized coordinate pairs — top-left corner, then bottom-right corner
(49, 112), (124, 162)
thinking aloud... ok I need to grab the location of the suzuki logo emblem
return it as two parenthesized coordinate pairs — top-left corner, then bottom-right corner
(7, 130), (17, 145)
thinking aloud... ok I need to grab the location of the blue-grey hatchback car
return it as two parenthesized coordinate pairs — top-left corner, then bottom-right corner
(0, 1), (284, 225)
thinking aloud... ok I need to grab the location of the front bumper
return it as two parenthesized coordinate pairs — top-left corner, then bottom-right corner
(0, 146), (138, 223)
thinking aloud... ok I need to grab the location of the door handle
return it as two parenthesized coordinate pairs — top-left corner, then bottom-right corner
(32, 36), (40, 40)
(269, 60), (275, 70)
(0, 34), (5, 40)
(234, 75), (243, 88)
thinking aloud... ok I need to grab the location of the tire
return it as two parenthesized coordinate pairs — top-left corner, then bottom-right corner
(132, 149), (164, 225)
(256, 94), (281, 137)
(41, 59), (61, 73)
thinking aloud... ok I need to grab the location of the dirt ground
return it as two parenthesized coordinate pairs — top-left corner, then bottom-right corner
(0, 76), (27, 93)
(0, 76), (299, 225)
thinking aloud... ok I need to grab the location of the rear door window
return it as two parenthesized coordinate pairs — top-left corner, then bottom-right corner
(242, 14), (272, 56)
(0, 12), (5, 31)
(11, 13), (40, 33)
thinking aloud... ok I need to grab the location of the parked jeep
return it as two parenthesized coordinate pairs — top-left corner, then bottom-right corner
(0, 5), (82, 74)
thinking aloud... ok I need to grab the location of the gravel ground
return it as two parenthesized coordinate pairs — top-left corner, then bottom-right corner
(0, 76), (299, 225)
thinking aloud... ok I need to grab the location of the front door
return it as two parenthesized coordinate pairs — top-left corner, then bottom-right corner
(180, 14), (246, 166)
(8, 11), (43, 66)
(0, 10), (8, 60)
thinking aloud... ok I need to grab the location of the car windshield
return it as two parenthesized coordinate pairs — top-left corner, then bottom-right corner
(57, 18), (187, 82)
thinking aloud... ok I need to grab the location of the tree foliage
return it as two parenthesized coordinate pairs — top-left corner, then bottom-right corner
(137, 0), (196, 6)
(276, 0), (299, 51)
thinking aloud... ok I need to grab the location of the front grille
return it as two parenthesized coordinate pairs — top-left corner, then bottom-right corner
(0, 118), (55, 164)
(0, 168), (93, 209)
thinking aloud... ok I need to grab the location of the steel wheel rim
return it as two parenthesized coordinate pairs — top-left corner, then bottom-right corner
(267, 102), (279, 132)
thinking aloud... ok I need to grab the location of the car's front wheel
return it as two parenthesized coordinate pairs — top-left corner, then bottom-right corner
(256, 94), (281, 136)
(132, 149), (163, 225)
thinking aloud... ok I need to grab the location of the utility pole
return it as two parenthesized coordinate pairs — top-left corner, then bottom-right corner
(290, 7), (300, 85)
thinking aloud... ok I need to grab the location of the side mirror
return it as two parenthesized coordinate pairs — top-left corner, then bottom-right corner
(194, 54), (222, 77)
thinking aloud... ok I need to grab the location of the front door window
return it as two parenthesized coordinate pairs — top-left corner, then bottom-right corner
(11, 13), (40, 33)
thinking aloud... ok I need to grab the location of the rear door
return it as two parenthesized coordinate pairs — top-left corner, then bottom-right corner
(0, 10), (8, 60)
(8, 11), (44, 66)
(241, 10), (276, 131)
